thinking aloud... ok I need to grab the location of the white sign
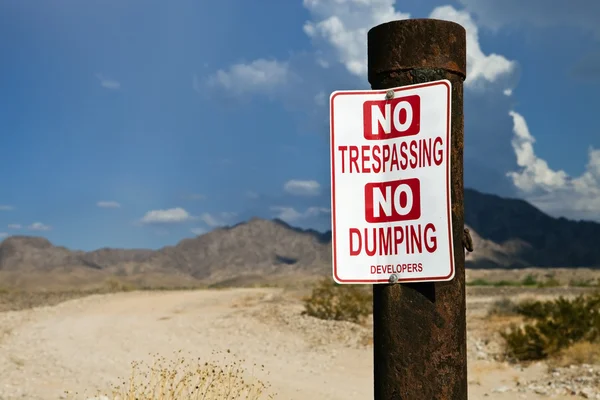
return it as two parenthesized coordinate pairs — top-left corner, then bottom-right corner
(329, 80), (454, 284)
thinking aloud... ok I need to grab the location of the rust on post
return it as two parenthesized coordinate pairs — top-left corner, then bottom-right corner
(368, 19), (468, 400)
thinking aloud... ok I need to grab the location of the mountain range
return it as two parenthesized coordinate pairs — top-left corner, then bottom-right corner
(1, 188), (599, 290)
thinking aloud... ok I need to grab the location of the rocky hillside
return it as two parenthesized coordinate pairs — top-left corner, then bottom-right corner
(0, 189), (598, 287)
(0, 236), (85, 272)
(0, 218), (332, 285)
(464, 188), (600, 268)
(141, 218), (331, 281)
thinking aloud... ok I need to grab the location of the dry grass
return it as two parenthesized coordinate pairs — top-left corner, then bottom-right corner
(302, 278), (372, 324)
(0, 289), (97, 312)
(466, 268), (600, 288)
(0, 278), (207, 312)
(550, 341), (600, 367)
(65, 350), (275, 400)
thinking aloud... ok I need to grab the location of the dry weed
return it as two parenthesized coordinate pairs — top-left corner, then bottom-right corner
(65, 350), (275, 400)
(302, 278), (372, 324)
(550, 341), (600, 367)
(104, 278), (135, 293)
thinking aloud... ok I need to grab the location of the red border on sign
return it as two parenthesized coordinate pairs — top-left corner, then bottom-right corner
(330, 80), (454, 284)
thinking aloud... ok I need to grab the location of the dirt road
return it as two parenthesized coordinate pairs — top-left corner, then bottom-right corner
(0, 288), (594, 399)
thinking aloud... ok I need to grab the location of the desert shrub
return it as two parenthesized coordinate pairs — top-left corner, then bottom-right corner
(569, 278), (600, 287)
(487, 297), (519, 316)
(104, 278), (135, 292)
(521, 274), (538, 287)
(501, 291), (600, 362)
(468, 275), (562, 288)
(537, 277), (561, 288)
(67, 350), (274, 400)
(302, 278), (372, 324)
(513, 299), (555, 319)
(495, 280), (520, 287)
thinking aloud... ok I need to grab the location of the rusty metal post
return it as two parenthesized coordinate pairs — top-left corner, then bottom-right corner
(368, 19), (468, 399)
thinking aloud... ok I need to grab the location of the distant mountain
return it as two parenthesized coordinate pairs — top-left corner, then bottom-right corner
(464, 188), (600, 268)
(0, 188), (598, 290)
(0, 236), (89, 272)
(141, 217), (331, 281)
(0, 218), (332, 287)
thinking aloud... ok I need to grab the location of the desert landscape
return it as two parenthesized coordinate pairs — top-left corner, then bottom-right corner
(0, 270), (599, 400)
(0, 191), (600, 399)
(3, 2), (599, 397)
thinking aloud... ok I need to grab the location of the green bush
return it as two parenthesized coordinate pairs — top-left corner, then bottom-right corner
(501, 291), (600, 361)
(569, 278), (600, 287)
(521, 274), (538, 286)
(514, 299), (555, 319)
(495, 280), (520, 287)
(302, 278), (372, 324)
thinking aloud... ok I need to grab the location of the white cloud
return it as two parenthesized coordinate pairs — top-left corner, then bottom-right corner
(140, 209), (236, 228)
(271, 207), (302, 222)
(303, 0), (410, 77)
(140, 208), (193, 224)
(506, 111), (568, 192)
(0, 232), (7, 238)
(96, 200), (121, 208)
(271, 206), (330, 222)
(95, 73), (121, 90)
(429, 6), (517, 90)
(208, 1), (517, 101)
(199, 213), (220, 227)
(506, 111), (600, 221)
(190, 227), (207, 236)
(199, 212), (237, 227)
(305, 206), (331, 218)
(207, 59), (291, 94)
(301, 1), (516, 91)
(7, 224), (21, 229)
(28, 222), (51, 231)
(0, 205), (14, 211)
(245, 191), (259, 199)
(284, 179), (321, 196)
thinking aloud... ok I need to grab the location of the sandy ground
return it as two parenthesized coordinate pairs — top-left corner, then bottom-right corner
(0, 288), (597, 400)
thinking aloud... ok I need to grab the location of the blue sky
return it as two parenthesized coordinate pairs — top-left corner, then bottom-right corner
(0, 0), (599, 251)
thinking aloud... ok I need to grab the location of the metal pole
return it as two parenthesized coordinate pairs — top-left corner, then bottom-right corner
(367, 19), (468, 400)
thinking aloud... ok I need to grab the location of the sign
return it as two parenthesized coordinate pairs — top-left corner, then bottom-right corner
(329, 80), (454, 284)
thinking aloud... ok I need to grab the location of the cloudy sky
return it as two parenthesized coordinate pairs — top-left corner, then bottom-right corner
(0, 0), (598, 250)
